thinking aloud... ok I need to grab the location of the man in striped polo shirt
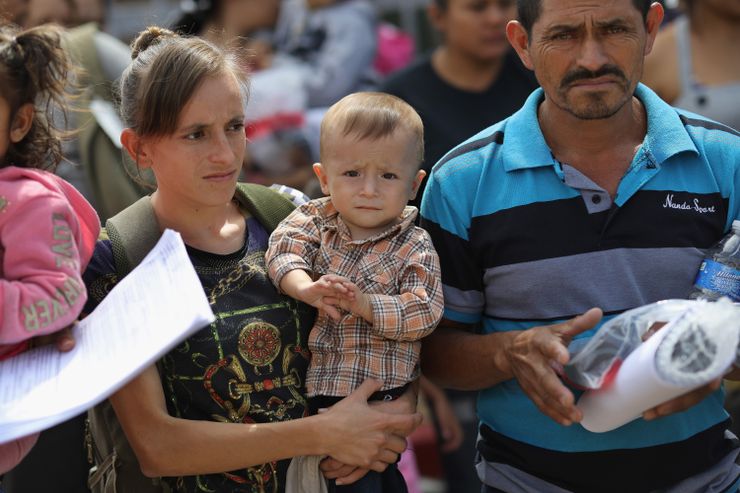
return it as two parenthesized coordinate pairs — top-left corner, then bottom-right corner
(419, 0), (740, 491)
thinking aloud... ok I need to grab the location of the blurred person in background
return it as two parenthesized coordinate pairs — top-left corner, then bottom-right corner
(381, 0), (537, 210)
(642, 0), (740, 130)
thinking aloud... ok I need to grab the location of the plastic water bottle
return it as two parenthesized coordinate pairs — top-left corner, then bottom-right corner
(688, 220), (740, 301)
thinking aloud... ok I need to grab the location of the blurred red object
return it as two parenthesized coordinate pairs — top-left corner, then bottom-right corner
(374, 23), (415, 76)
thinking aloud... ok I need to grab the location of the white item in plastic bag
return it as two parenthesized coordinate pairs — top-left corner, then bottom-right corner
(577, 298), (740, 433)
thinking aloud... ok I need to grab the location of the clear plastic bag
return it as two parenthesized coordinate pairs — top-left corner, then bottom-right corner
(564, 300), (696, 389)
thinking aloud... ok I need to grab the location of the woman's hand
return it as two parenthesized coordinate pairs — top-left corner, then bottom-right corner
(318, 379), (421, 484)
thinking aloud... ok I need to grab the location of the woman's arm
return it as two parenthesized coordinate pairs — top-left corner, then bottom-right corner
(110, 367), (421, 478)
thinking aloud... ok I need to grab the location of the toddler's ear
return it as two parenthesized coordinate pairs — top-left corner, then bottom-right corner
(409, 169), (426, 200)
(312, 163), (330, 195)
(9, 103), (34, 144)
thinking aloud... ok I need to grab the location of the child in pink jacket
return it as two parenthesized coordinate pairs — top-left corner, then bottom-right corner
(0, 24), (100, 473)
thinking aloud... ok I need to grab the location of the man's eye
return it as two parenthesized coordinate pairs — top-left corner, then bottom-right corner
(552, 31), (574, 41)
(605, 26), (627, 35)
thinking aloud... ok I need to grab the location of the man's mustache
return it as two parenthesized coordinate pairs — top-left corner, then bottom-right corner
(561, 66), (627, 88)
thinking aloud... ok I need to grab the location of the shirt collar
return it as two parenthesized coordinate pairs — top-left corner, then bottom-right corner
(319, 198), (419, 244)
(502, 84), (698, 173)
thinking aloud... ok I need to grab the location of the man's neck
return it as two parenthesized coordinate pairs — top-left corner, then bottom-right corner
(538, 95), (648, 197)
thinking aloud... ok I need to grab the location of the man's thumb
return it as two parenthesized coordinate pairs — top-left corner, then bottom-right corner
(562, 307), (603, 338)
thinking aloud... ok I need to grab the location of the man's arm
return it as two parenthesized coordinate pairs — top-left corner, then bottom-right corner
(422, 309), (603, 426)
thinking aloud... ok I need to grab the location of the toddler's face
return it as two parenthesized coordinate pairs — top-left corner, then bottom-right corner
(314, 129), (424, 241)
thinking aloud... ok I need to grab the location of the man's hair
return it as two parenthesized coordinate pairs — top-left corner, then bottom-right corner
(517, 0), (652, 35)
(320, 92), (424, 166)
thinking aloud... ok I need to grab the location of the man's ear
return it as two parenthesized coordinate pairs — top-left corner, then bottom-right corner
(409, 169), (426, 200)
(9, 103), (34, 144)
(312, 162), (329, 196)
(643, 2), (665, 56)
(120, 128), (153, 169)
(506, 20), (534, 70)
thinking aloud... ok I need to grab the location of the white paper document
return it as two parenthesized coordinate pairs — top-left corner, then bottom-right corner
(0, 229), (215, 443)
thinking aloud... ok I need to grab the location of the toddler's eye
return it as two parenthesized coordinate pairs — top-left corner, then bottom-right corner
(344, 170), (360, 177)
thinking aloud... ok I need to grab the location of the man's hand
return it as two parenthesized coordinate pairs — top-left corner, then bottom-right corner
(642, 379), (721, 420)
(504, 308), (603, 426)
(641, 321), (721, 420)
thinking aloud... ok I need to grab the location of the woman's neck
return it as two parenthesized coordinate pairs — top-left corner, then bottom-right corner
(150, 191), (246, 254)
(431, 45), (505, 92)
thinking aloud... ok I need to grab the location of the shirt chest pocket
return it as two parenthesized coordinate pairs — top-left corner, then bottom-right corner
(355, 253), (399, 295)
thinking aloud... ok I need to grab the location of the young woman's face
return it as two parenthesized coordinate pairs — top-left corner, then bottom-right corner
(434, 0), (517, 62)
(140, 74), (246, 208)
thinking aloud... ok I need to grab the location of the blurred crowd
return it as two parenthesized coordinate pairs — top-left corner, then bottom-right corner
(0, 0), (737, 492)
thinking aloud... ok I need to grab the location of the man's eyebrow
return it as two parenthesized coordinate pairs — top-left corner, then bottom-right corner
(594, 17), (632, 29)
(542, 22), (582, 35)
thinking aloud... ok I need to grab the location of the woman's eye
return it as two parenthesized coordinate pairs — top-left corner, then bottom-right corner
(185, 131), (204, 140)
(228, 122), (245, 132)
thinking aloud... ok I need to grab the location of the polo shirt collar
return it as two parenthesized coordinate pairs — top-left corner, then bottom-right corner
(502, 84), (698, 173)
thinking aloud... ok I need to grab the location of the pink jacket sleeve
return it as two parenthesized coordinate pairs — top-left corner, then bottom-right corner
(0, 182), (90, 346)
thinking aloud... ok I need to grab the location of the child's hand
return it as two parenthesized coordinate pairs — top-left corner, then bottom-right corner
(321, 276), (373, 324)
(29, 323), (76, 352)
(295, 275), (347, 321)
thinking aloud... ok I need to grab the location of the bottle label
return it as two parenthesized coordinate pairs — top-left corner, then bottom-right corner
(694, 259), (740, 301)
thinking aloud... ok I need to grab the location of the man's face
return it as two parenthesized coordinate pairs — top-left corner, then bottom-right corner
(509, 0), (662, 120)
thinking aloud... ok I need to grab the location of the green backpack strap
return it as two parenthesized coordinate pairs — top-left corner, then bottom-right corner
(105, 184), (295, 276)
(235, 183), (296, 233)
(105, 195), (160, 277)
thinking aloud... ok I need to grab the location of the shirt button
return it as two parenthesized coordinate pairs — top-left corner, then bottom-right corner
(591, 194), (602, 204)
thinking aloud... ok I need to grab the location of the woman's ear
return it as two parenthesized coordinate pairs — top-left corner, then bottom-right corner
(9, 103), (34, 144)
(120, 128), (153, 168)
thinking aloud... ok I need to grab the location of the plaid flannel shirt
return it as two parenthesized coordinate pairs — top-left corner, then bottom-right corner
(266, 197), (443, 397)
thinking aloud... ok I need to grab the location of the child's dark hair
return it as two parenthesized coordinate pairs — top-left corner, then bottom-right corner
(0, 24), (75, 171)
